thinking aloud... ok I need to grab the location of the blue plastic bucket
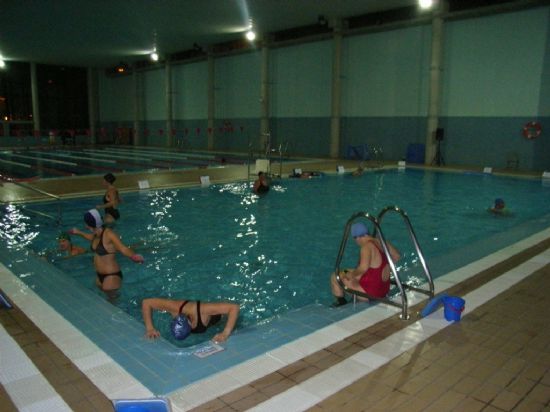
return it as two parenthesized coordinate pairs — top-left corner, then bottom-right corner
(443, 296), (465, 322)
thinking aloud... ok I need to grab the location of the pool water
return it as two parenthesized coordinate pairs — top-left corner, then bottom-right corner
(2, 169), (550, 347)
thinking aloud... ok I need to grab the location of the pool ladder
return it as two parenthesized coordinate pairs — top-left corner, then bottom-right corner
(334, 205), (434, 320)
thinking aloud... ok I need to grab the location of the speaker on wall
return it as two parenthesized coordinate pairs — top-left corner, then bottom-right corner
(435, 128), (444, 141)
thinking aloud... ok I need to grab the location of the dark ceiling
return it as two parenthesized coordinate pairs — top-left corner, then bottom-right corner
(1, 0), (419, 68)
(1, 0), (543, 69)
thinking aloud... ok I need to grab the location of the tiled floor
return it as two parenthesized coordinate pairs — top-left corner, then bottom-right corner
(1, 156), (549, 411)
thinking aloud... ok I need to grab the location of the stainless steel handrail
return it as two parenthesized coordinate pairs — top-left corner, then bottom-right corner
(334, 211), (409, 320)
(377, 206), (434, 298)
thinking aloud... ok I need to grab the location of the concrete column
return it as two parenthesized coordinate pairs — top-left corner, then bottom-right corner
(425, 2), (446, 165)
(87, 68), (97, 144)
(133, 69), (141, 146)
(329, 19), (343, 159)
(260, 42), (270, 150)
(30, 62), (40, 135)
(207, 52), (215, 150)
(165, 60), (173, 147)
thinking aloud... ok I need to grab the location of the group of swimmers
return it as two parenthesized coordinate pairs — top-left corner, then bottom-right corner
(56, 173), (239, 344)
(55, 171), (510, 342)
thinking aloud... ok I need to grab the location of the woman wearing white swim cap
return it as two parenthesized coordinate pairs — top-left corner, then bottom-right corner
(70, 209), (144, 294)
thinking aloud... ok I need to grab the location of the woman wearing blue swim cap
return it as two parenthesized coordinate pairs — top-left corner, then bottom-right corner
(330, 222), (401, 306)
(142, 298), (240, 343)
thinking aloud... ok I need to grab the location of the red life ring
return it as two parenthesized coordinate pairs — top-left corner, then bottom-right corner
(522, 121), (542, 140)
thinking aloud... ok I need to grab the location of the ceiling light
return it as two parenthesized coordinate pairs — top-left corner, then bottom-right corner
(0, 55), (5, 69)
(151, 51), (159, 61)
(418, 0), (434, 9)
(245, 18), (256, 42)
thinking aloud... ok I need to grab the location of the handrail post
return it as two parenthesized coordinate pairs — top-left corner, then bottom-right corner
(378, 206), (434, 297)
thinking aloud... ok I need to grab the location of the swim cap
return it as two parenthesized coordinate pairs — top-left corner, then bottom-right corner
(494, 198), (505, 208)
(84, 209), (103, 228)
(170, 315), (191, 340)
(351, 222), (369, 238)
(104, 173), (116, 184)
(57, 232), (71, 241)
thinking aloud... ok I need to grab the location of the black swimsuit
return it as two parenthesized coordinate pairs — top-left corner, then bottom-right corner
(103, 194), (120, 220)
(91, 229), (123, 284)
(91, 229), (113, 256)
(178, 300), (222, 334)
(257, 184), (269, 194)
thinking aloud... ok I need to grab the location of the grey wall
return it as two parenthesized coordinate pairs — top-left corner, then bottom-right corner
(97, 5), (550, 171)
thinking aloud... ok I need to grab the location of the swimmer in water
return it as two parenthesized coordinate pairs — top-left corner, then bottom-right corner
(253, 171), (270, 194)
(488, 198), (510, 215)
(142, 298), (240, 343)
(57, 233), (86, 257)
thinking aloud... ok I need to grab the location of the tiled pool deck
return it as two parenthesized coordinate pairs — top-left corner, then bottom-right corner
(1, 159), (549, 411)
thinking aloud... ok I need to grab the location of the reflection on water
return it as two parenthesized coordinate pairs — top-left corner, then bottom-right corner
(2, 170), (550, 345)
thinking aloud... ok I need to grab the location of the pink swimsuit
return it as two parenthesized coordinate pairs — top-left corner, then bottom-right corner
(359, 241), (390, 298)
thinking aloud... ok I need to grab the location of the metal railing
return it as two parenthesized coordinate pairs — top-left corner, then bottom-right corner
(378, 206), (434, 298)
(334, 211), (408, 319)
(333, 206), (434, 320)
(246, 131), (288, 181)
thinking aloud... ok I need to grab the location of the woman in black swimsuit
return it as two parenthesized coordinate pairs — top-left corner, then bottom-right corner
(96, 173), (121, 224)
(141, 297), (240, 343)
(70, 209), (143, 293)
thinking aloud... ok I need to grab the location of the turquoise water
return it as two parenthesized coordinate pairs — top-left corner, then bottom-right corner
(2, 169), (550, 348)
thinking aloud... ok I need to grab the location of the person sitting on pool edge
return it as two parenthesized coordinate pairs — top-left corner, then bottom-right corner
(142, 297), (240, 343)
(57, 232), (86, 257)
(488, 198), (510, 215)
(96, 173), (121, 224)
(253, 171), (270, 194)
(330, 222), (400, 306)
(70, 209), (143, 294)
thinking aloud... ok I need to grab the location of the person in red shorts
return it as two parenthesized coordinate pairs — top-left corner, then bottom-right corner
(330, 222), (400, 306)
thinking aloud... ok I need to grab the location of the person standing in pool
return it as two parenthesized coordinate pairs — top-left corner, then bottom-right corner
(253, 171), (270, 194)
(330, 222), (400, 306)
(96, 173), (121, 224)
(142, 297), (240, 343)
(70, 209), (143, 293)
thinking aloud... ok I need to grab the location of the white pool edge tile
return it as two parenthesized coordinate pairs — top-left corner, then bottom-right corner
(0, 262), (152, 403)
(246, 249), (550, 412)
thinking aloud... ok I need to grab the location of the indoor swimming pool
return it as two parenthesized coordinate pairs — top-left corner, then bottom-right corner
(1, 168), (550, 394)
(0, 146), (257, 180)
